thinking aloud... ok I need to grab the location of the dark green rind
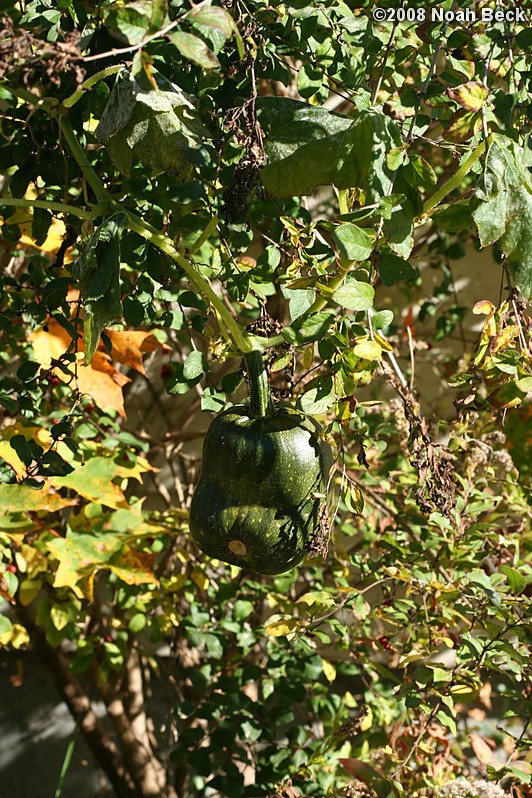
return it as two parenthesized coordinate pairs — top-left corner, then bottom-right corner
(189, 404), (332, 575)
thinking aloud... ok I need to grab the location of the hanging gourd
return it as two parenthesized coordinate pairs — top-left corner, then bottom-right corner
(189, 350), (333, 574)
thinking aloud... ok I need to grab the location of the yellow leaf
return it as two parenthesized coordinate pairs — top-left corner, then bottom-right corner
(447, 81), (489, 112)
(321, 658), (337, 682)
(353, 340), (382, 361)
(29, 317), (131, 418)
(0, 623), (30, 649)
(360, 705), (373, 732)
(264, 615), (299, 637)
(105, 330), (167, 376)
(191, 569), (209, 590)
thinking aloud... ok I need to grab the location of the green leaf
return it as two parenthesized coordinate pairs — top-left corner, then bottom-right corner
(500, 565), (528, 595)
(257, 99), (401, 198)
(74, 214), (126, 364)
(168, 31), (220, 70)
(471, 137), (532, 298)
(32, 207), (52, 246)
(188, 4), (235, 37)
(333, 224), (373, 261)
(0, 615), (13, 636)
(371, 310), (394, 329)
(432, 203), (474, 232)
(104, 3), (152, 45)
(281, 286), (315, 320)
(299, 376), (334, 414)
(183, 350), (204, 380)
(290, 312), (336, 342)
(96, 67), (211, 178)
(378, 252), (417, 286)
(332, 279), (374, 311)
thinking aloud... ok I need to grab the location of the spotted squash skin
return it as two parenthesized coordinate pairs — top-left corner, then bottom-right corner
(189, 403), (332, 574)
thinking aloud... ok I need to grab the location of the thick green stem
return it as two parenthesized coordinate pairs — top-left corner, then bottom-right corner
(58, 116), (110, 208)
(123, 207), (254, 354)
(423, 137), (491, 216)
(244, 350), (274, 419)
(62, 65), (123, 108)
(0, 197), (103, 220)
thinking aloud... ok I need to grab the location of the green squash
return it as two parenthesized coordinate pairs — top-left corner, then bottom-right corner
(189, 350), (332, 574)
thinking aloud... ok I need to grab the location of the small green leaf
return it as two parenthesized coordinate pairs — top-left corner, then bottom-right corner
(500, 565), (528, 595)
(333, 224), (373, 261)
(332, 280), (374, 311)
(0, 615), (13, 636)
(378, 252), (417, 286)
(299, 376), (334, 414)
(168, 31), (220, 69)
(291, 312), (336, 342)
(183, 350), (204, 380)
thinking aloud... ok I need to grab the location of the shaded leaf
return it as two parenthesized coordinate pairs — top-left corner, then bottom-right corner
(333, 223), (373, 261)
(258, 99), (401, 198)
(168, 31), (220, 69)
(96, 67), (211, 178)
(340, 759), (400, 798)
(378, 252), (417, 285)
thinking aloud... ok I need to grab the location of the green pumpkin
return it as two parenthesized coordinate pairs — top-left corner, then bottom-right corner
(189, 350), (332, 574)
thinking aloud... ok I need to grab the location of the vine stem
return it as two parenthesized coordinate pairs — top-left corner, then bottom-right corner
(0, 197), (103, 220)
(422, 136), (491, 216)
(122, 208), (254, 354)
(62, 65), (123, 108)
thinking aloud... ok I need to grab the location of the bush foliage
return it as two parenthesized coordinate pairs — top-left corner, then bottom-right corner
(0, 2), (531, 797)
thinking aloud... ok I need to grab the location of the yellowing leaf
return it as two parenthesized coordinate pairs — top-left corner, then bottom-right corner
(108, 546), (158, 587)
(444, 109), (483, 143)
(472, 300), (495, 315)
(29, 317), (131, 417)
(264, 615), (299, 637)
(105, 330), (167, 376)
(447, 81), (489, 112)
(353, 340), (383, 361)
(0, 483), (78, 513)
(191, 569), (209, 590)
(47, 529), (126, 599)
(321, 658), (337, 682)
(51, 457), (129, 509)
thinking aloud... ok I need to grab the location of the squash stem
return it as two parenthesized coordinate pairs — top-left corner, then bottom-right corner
(245, 350), (274, 419)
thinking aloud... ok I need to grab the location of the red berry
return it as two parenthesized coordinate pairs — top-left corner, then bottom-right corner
(86, 403), (96, 413)
(105, 635), (113, 643)
(52, 418), (60, 425)
(50, 376), (60, 386)
(379, 636), (391, 650)
(160, 364), (171, 378)
(7, 564), (16, 573)
(3, 409), (11, 417)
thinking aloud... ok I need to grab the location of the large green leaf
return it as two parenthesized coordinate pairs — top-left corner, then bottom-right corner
(96, 67), (211, 178)
(257, 98), (402, 199)
(471, 136), (532, 299)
